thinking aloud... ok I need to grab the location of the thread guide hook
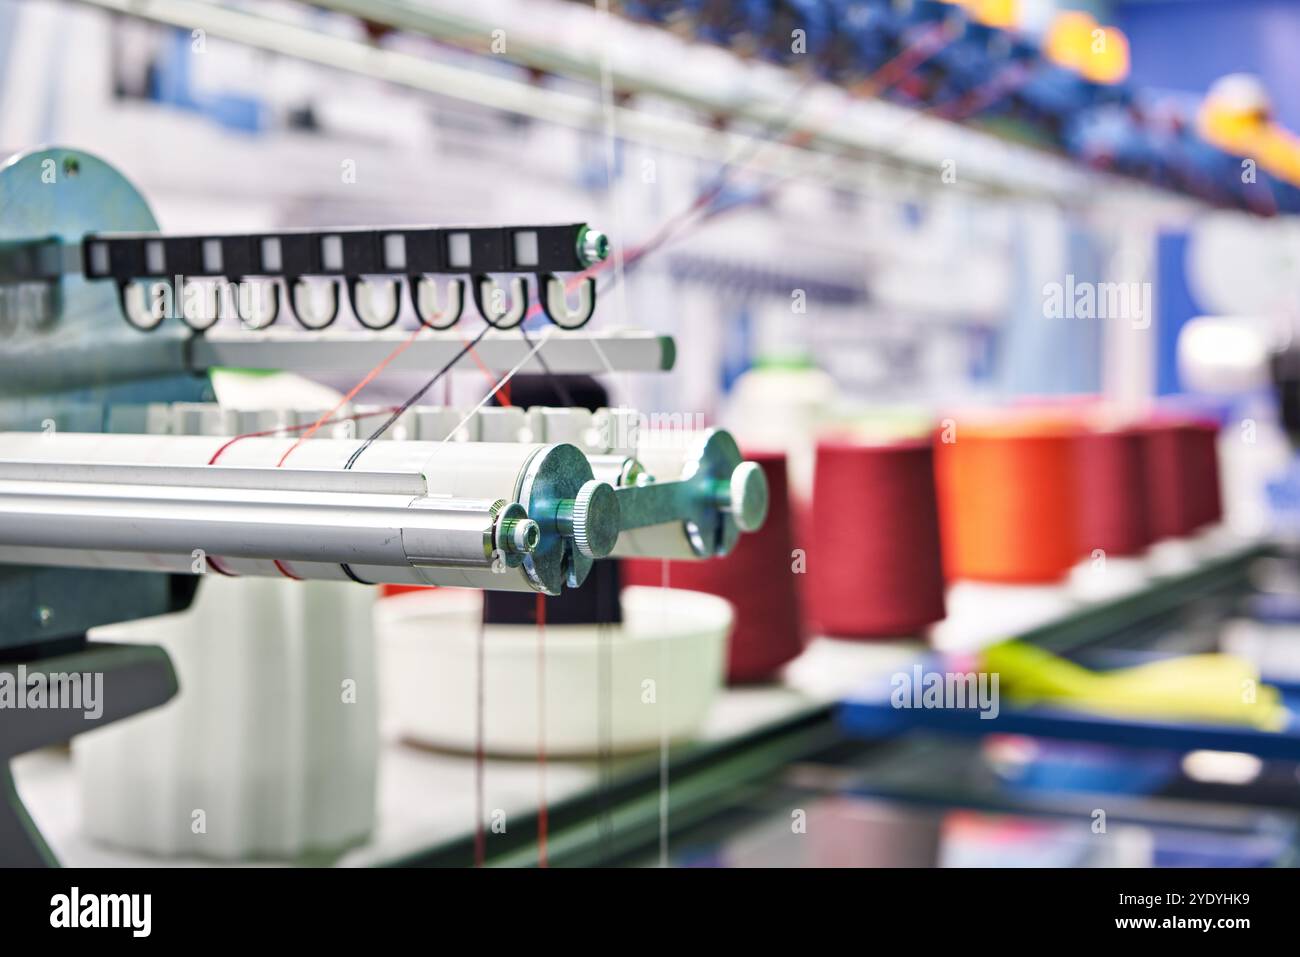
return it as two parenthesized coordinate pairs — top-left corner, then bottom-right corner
(287, 277), (341, 330)
(540, 273), (597, 329)
(233, 278), (280, 330)
(473, 274), (530, 329)
(115, 278), (166, 332)
(82, 222), (609, 331)
(179, 279), (223, 332)
(346, 276), (402, 330)
(408, 275), (464, 329)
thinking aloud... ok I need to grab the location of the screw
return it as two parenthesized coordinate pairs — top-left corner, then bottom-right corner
(577, 227), (610, 267)
(35, 606), (53, 627)
(500, 517), (541, 554)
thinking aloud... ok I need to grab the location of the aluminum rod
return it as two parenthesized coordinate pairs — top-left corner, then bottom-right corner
(0, 460), (427, 496)
(0, 478), (527, 569)
(188, 328), (676, 375)
(0, 433), (615, 592)
(0, 427), (767, 585)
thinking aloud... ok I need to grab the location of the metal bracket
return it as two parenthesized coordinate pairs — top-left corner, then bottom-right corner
(81, 223), (607, 331)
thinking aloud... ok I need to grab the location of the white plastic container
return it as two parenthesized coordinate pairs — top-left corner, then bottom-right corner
(376, 586), (731, 757)
(73, 575), (379, 861)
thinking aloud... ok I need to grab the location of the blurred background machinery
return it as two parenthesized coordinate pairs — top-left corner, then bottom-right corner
(6, 0), (1300, 869)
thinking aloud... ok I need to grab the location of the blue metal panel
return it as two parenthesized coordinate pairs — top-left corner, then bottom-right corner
(839, 684), (1300, 761)
(1118, 0), (1300, 131)
(1155, 230), (1199, 395)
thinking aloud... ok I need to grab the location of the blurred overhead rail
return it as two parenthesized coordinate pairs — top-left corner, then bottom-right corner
(69, 0), (1200, 220)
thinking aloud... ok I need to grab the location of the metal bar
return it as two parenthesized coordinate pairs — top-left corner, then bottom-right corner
(81, 223), (601, 282)
(0, 461), (427, 496)
(612, 481), (695, 530)
(0, 478), (472, 564)
(188, 329), (676, 374)
(311, 0), (748, 118)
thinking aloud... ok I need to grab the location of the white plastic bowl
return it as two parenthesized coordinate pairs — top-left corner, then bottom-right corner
(376, 586), (732, 757)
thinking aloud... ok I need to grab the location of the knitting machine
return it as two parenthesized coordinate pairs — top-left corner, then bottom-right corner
(0, 146), (768, 865)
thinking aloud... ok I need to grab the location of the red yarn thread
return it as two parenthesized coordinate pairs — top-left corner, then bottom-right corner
(810, 438), (947, 638)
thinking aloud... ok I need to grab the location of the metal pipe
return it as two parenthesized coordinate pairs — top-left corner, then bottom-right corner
(0, 432), (620, 593)
(188, 329), (676, 376)
(0, 477), (535, 572)
(0, 426), (766, 584)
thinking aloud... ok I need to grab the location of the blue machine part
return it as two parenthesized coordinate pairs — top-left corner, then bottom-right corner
(683, 0), (750, 46)
(838, 659), (1300, 763)
(0, 147), (209, 651)
(742, 0), (776, 39)
(1064, 105), (1170, 185)
(830, 0), (902, 80)
(772, 0), (835, 68)
(603, 1), (1291, 213)
(926, 15), (1000, 103)
(621, 0), (679, 23)
(1154, 230), (1198, 396)
(148, 28), (266, 133)
(1151, 829), (1294, 868)
(719, 303), (754, 394)
(1245, 591), (1300, 626)
(993, 740), (1181, 798)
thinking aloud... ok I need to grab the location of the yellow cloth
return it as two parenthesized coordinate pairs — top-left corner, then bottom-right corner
(981, 641), (1288, 731)
(1258, 126), (1300, 186)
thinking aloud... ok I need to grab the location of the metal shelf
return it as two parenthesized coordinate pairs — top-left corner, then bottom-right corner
(18, 539), (1269, 867)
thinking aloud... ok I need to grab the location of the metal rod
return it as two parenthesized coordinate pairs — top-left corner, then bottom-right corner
(0, 478), (530, 569)
(188, 329), (676, 374)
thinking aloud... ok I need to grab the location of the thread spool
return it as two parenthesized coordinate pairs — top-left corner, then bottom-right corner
(934, 417), (1081, 583)
(808, 437), (947, 638)
(1140, 417), (1222, 539)
(1186, 420), (1225, 530)
(623, 450), (802, 683)
(1076, 426), (1151, 558)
